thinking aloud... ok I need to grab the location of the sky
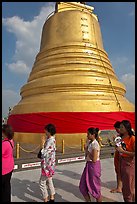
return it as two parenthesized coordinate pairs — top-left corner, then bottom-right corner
(2, 2), (135, 117)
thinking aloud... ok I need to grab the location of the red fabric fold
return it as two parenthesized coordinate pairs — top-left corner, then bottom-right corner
(7, 112), (135, 133)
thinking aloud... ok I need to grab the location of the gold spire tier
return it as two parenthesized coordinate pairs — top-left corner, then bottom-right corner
(8, 2), (135, 146)
(11, 2), (134, 114)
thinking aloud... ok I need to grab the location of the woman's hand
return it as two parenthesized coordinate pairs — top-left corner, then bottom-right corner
(116, 143), (135, 157)
(116, 145), (125, 153)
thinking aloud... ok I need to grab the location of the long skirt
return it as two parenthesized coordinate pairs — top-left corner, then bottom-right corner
(79, 160), (101, 199)
(114, 150), (120, 175)
(120, 156), (135, 202)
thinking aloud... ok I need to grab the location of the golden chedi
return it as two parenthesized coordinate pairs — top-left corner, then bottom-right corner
(8, 2), (135, 147)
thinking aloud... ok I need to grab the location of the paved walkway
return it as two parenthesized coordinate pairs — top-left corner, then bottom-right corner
(11, 158), (124, 202)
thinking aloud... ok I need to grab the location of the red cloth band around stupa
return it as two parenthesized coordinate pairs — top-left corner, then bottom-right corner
(7, 112), (135, 134)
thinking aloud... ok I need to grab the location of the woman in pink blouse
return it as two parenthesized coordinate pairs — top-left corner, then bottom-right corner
(39, 124), (56, 202)
(2, 124), (14, 202)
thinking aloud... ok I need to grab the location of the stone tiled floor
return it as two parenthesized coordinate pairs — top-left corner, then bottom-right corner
(11, 158), (124, 202)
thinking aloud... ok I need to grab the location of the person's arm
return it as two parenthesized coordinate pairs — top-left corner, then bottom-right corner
(87, 147), (99, 162)
(41, 139), (54, 158)
(2, 142), (7, 156)
(116, 142), (135, 157)
(91, 149), (98, 162)
(2, 141), (10, 156)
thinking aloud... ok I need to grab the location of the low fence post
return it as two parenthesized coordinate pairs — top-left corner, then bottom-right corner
(16, 142), (20, 159)
(62, 139), (64, 154)
(81, 138), (85, 152)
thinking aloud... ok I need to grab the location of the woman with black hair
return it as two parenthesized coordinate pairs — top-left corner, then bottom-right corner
(2, 124), (14, 202)
(79, 127), (102, 202)
(110, 121), (122, 193)
(39, 124), (56, 202)
(116, 120), (135, 202)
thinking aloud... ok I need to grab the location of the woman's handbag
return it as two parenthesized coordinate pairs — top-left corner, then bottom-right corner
(37, 149), (42, 159)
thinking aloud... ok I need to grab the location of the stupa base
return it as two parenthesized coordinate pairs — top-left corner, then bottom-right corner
(13, 132), (86, 148)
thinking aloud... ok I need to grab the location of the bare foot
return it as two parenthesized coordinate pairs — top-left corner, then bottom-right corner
(44, 197), (49, 202)
(110, 188), (122, 193)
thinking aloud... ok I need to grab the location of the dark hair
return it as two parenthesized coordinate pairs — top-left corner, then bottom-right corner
(120, 120), (135, 136)
(2, 124), (14, 140)
(114, 121), (121, 128)
(87, 127), (99, 139)
(44, 124), (56, 136)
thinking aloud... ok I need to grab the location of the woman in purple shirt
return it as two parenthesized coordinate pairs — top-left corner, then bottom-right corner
(2, 124), (14, 202)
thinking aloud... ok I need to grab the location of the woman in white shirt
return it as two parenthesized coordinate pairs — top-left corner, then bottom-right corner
(79, 127), (102, 202)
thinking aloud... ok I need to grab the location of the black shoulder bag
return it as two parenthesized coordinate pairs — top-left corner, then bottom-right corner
(37, 149), (42, 159)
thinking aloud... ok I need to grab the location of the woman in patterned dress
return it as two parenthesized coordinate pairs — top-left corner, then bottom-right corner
(39, 124), (56, 202)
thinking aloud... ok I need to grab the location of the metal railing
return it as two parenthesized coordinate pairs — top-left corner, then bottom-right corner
(15, 138), (86, 159)
(15, 131), (115, 159)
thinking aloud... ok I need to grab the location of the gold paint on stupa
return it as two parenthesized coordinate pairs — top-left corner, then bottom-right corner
(11, 2), (134, 145)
